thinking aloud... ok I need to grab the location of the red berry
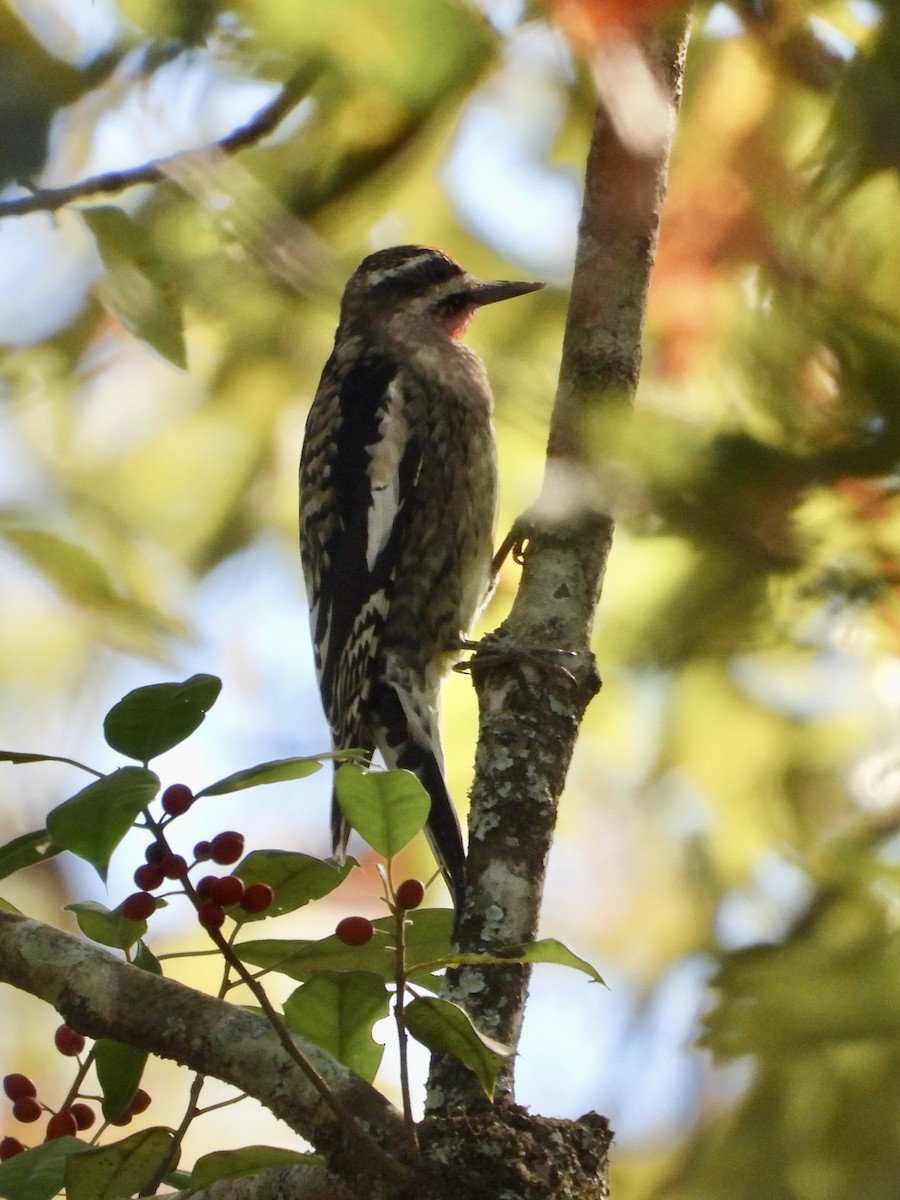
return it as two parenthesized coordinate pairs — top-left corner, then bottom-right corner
(145, 841), (165, 865)
(193, 840), (213, 861)
(129, 1088), (151, 1115)
(160, 853), (188, 880)
(195, 874), (218, 898)
(198, 902), (226, 930)
(162, 783), (194, 816)
(45, 1110), (77, 1140)
(3, 1073), (36, 1101)
(54, 1026), (85, 1057)
(12, 1097), (41, 1123)
(208, 875), (244, 906)
(210, 831), (244, 866)
(0, 1137), (26, 1160)
(109, 1109), (133, 1127)
(133, 862), (164, 891)
(335, 915), (375, 946)
(240, 883), (274, 914)
(70, 1102), (95, 1131)
(395, 878), (426, 911)
(122, 892), (156, 922)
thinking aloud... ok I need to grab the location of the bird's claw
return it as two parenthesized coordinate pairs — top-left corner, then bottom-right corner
(453, 636), (580, 684)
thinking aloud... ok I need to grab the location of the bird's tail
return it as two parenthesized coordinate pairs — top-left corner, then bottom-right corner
(370, 677), (467, 913)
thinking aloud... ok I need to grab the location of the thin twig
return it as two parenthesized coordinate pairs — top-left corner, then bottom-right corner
(0, 63), (321, 220)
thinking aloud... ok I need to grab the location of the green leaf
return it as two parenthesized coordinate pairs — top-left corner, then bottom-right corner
(1, 527), (128, 618)
(0, 896), (22, 914)
(445, 938), (606, 985)
(103, 674), (221, 762)
(95, 1040), (147, 1121)
(0, 829), (62, 881)
(133, 940), (163, 975)
(0, 1137), (82, 1200)
(65, 1128), (174, 1200)
(46, 768), (159, 881)
(64, 900), (161, 951)
(237, 907), (453, 984)
(0, 751), (100, 774)
(191, 1146), (321, 1189)
(196, 755), (324, 797)
(404, 996), (511, 1097)
(83, 206), (187, 368)
(334, 765), (430, 858)
(283, 971), (389, 1082)
(230, 850), (353, 922)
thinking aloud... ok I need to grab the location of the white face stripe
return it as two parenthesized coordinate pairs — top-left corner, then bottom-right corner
(361, 252), (438, 286)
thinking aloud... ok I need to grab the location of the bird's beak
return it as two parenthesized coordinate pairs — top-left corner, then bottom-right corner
(467, 279), (545, 307)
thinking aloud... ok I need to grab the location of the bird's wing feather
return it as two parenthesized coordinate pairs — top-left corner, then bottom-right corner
(300, 352), (422, 746)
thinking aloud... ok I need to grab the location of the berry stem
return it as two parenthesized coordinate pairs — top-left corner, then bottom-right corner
(392, 904), (419, 1159)
(59, 1042), (97, 1115)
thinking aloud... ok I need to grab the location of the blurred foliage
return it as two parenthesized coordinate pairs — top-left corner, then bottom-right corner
(3, 0), (900, 1197)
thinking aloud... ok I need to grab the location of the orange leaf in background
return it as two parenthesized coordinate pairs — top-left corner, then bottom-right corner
(543, 0), (688, 48)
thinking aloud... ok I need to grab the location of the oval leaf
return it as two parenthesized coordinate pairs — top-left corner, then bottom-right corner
(83, 206), (186, 368)
(103, 675), (221, 762)
(64, 900), (162, 951)
(197, 755), (323, 797)
(0, 829), (61, 882)
(445, 938), (606, 985)
(65, 1128), (174, 1200)
(283, 971), (389, 1083)
(0, 1137), (82, 1200)
(191, 1146), (320, 1189)
(230, 850), (353, 922)
(404, 996), (511, 1098)
(95, 1040), (148, 1121)
(334, 765), (429, 859)
(46, 768), (159, 881)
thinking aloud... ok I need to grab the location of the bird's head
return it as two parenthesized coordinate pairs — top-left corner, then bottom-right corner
(339, 244), (544, 340)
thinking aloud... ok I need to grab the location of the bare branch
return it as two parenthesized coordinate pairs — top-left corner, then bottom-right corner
(0, 64), (320, 220)
(428, 18), (691, 1113)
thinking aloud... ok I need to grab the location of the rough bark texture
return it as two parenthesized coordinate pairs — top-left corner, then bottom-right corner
(427, 20), (690, 1120)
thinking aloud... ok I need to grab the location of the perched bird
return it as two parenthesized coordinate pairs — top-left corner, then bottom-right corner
(299, 245), (543, 910)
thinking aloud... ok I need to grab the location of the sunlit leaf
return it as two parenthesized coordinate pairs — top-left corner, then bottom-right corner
(65, 1128), (174, 1200)
(196, 755), (324, 797)
(230, 850), (353, 922)
(83, 206), (186, 367)
(64, 900), (161, 951)
(46, 769), (159, 881)
(334, 765), (429, 858)
(191, 1146), (320, 1189)
(103, 675), (221, 762)
(445, 938), (606, 984)
(283, 971), (389, 1082)
(404, 996), (511, 1097)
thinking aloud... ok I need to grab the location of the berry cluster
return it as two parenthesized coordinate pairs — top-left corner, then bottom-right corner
(118, 785), (275, 931)
(0, 1027), (152, 1159)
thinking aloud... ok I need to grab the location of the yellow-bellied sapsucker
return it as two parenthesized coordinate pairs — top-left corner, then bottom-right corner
(299, 245), (543, 910)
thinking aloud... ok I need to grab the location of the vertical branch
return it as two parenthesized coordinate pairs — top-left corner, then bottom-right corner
(427, 19), (690, 1114)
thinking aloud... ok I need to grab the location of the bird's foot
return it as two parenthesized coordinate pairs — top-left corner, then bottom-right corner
(453, 634), (580, 684)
